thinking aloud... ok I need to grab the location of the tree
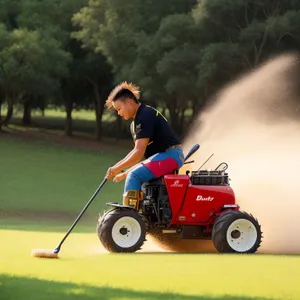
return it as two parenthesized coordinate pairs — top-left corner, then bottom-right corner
(81, 52), (113, 140)
(191, 0), (300, 106)
(57, 40), (113, 139)
(147, 14), (203, 132)
(0, 27), (70, 127)
(73, 0), (198, 135)
(15, 0), (85, 130)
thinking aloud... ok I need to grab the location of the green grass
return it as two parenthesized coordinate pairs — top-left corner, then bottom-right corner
(1, 228), (300, 300)
(2, 107), (121, 137)
(0, 275), (276, 300)
(37, 108), (105, 121)
(5, 107), (115, 121)
(1, 134), (300, 300)
(0, 278), (262, 300)
(0, 136), (125, 215)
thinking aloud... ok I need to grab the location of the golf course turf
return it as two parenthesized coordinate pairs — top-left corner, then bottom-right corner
(1, 133), (300, 300)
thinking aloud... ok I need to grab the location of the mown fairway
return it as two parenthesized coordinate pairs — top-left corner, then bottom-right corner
(1, 134), (300, 300)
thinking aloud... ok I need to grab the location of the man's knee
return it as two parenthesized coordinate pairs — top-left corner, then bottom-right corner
(127, 165), (154, 184)
(124, 169), (145, 196)
(126, 169), (140, 182)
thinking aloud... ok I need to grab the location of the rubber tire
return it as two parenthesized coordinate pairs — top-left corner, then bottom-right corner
(148, 230), (216, 253)
(97, 209), (146, 253)
(212, 210), (262, 253)
(97, 207), (115, 228)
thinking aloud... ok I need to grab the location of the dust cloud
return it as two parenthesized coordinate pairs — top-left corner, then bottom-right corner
(182, 53), (300, 254)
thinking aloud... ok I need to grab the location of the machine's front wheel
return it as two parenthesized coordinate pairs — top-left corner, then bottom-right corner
(212, 210), (262, 253)
(97, 209), (146, 253)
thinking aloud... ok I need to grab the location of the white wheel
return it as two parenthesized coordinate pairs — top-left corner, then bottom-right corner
(226, 219), (258, 252)
(97, 209), (146, 253)
(111, 216), (142, 248)
(212, 210), (262, 253)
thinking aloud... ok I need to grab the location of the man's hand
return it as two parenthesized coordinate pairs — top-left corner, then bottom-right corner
(113, 172), (127, 183)
(106, 166), (119, 179)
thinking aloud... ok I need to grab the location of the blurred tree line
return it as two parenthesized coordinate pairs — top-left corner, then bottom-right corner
(1, 0), (300, 139)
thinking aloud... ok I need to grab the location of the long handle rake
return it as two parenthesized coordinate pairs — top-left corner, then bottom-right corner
(31, 178), (107, 258)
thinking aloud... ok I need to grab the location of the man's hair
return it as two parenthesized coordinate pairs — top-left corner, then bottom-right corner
(106, 81), (141, 109)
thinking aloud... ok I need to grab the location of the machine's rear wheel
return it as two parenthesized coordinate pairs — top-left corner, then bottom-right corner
(212, 210), (262, 253)
(97, 209), (146, 253)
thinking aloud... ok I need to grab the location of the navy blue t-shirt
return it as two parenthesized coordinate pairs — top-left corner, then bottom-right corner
(130, 104), (181, 159)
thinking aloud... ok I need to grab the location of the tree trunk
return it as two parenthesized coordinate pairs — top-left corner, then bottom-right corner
(0, 95), (14, 127)
(0, 101), (2, 132)
(180, 107), (186, 134)
(116, 115), (122, 141)
(167, 104), (182, 137)
(22, 98), (32, 125)
(86, 76), (106, 141)
(65, 95), (73, 137)
(93, 82), (104, 141)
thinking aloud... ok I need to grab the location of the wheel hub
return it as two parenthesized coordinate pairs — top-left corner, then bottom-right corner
(231, 229), (241, 239)
(119, 227), (128, 235)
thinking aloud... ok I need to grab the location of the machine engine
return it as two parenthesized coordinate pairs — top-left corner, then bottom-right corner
(141, 179), (172, 227)
(140, 165), (230, 230)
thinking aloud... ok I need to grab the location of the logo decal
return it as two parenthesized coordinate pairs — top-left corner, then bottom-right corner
(196, 195), (214, 201)
(171, 180), (183, 187)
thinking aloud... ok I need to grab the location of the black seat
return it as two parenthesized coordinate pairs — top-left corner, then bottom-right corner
(142, 177), (165, 187)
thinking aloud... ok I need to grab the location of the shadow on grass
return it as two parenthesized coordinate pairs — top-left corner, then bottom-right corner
(0, 275), (274, 300)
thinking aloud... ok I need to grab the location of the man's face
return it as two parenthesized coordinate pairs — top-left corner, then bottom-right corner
(112, 99), (133, 120)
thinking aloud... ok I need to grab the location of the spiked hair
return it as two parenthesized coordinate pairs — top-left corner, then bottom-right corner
(106, 81), (141, 109)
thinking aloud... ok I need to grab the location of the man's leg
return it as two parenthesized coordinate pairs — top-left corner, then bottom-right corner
(123, 163), (155, 208)
(141, 148), (184, 178)
(123, 148), (184, 207)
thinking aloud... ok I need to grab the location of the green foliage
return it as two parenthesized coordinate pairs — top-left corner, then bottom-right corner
(73, 0), (197, 80)
(0, 0), (114, 135)
(0, 28), (70, 97)
(72, 0), (300, 134)
(2, 0), (300, 136)
(18, 0), (88, 45)
(0, 0), (20, 29)
(197, 42), (240, 89)
(0, 23), (10, 47)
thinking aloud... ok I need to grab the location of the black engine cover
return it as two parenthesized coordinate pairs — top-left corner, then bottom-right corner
(141, 179), (171, 226)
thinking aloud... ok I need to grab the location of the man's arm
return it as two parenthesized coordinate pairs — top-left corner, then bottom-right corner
(106, 138), (149, 178)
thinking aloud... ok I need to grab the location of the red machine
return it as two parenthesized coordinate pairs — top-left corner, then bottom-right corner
(97, 144), (262, 253)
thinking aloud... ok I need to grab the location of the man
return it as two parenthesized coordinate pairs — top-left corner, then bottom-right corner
(106, 81), (184, 207)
